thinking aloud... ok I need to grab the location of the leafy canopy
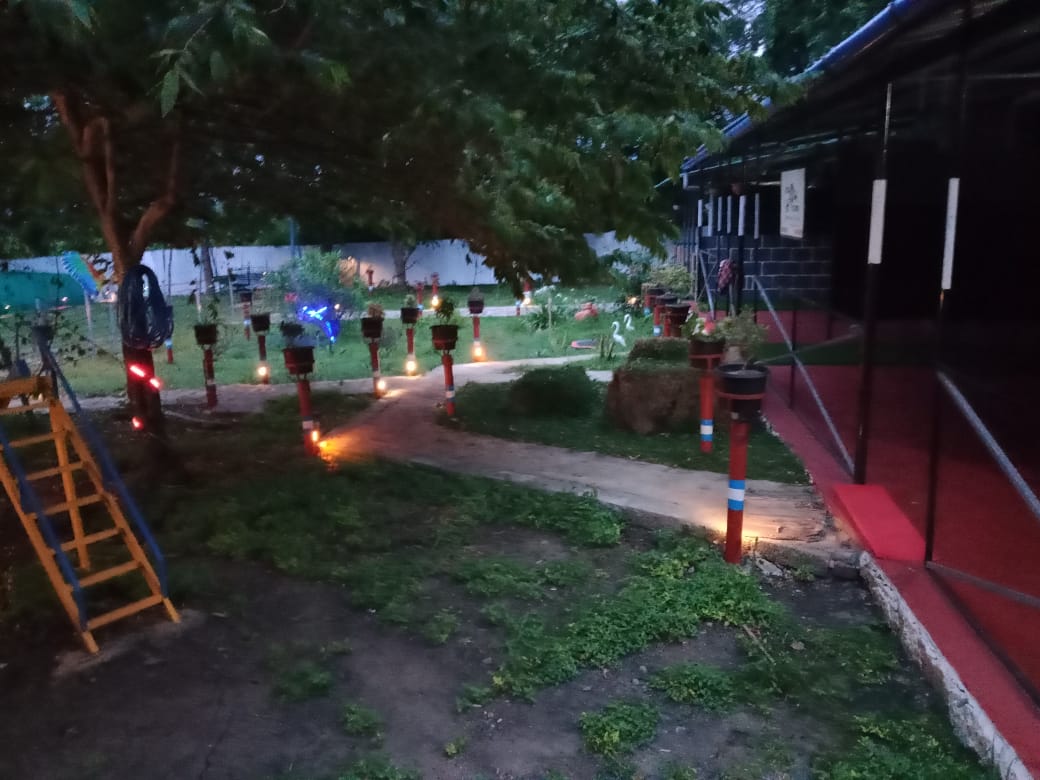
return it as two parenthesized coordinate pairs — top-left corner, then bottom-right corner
(1, 0), (781, 284)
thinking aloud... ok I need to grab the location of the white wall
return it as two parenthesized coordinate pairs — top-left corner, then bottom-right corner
(5, 232), (646, 298)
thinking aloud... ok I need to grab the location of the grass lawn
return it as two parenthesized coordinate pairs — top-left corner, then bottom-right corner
(31, 293), (648, 396)
(0, 392), (993, 779)
(451, 380), (808, 484)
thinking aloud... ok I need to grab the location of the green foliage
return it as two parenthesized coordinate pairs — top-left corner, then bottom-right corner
(340, 702), (383, 740)
(579, 701), (659, 757)
(813, 715), (996, 780)
(269, 650), (334, 702)
(648, 265), (692, 293)
(626, 338), (689, 364)
(452, 558), (547, 600)
(717, 308), (768, 360)
(455, 684), (494, 712)
(334, 757), (420, 780)
(649, 664), (737, 710)
(421, 609), (459, 645)
(760, 0), (890, 75)
(508, 366), (599, 417)
(443, 737), (468, 758)
(661, 764), (698, 780)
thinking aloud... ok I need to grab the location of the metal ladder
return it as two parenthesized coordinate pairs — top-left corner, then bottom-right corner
(0, 367), (178, 653)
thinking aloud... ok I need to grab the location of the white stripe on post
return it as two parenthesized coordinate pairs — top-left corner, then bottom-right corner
(941, 177), (960, 290)
(738, 195), (747, 237)
(867, 179), (888, 265)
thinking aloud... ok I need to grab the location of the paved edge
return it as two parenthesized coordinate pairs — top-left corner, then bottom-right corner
(860, 555), (1033, 780)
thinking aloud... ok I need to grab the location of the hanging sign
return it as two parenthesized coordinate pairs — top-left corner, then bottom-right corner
(780, 168), (806, 239)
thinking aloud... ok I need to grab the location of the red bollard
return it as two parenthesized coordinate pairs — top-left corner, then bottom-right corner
(441, 352), (456, 416)
(202, 345), (217, 408)
(257, 333), (269, 384)
(653, 303), (664, 336)
(164, 338), (174, 364)
(699, 372), (715, 453)
(366, 267), (375, 291)
(522, 278), (533, 306)
(431, 273), (439, 302)
(405, 326), (417, 374)
(416, 281), (425, 309)
(515, 299), (521, 316)
(242, 299), (252, 340)
(472, 315), (484, 361)
(725, 419), (750, 564)
(368, 340), (384, 396)
(296, 377), (318, 454)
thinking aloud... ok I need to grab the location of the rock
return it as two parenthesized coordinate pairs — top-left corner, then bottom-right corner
(754, 557), (785, 578)
(605, 362), (703, 435)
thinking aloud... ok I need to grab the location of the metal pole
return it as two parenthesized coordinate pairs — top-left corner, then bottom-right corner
(202, 345), (217, 408)
(725, 419), (750, 564)
(368, 340), (382, 396)
(926, 2), (974, 559)
(472, 315), (484, 361)
(296, 377), (317, 454)
(737, 193), (746, 311)
(853, 82), (893, 485)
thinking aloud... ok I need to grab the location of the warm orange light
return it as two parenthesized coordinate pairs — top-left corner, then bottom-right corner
(131, 416), (144, 430)
(376, 378), (388, 393)
(431, 294), (440, 309)
(310, 430), (320, 443)
(405, 358), (417, 374)
(257, 364), (270, 377)
(472, 344), (485, 360)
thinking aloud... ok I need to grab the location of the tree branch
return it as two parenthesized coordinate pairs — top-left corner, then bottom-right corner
(102, 118), (116, 216)
(129, 133), (181, 260)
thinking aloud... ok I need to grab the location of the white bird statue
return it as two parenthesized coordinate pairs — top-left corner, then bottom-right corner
(611, 321), (627, 348)
(623, 313), (635, 331)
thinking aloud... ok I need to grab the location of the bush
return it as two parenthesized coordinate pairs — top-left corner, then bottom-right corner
(508, 366), (598, 417)
(626, 338), (688, 364)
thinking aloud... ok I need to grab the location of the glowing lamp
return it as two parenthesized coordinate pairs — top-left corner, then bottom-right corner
(131, 416), (144, 431)
(431, 294), (440, 309)
(405, 358), (417, 375)
(522, 294), (532, 306)
(148, 377), (162, 391)
(472, 343), (484, 359)
(257, 364), (270, 378)
(310, 429), (320, 444)
(376, 378), (388, 393)
(128, 364), (147, 379)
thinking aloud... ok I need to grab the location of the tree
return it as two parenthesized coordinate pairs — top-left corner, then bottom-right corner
(390, 241), (416, 287)
(758, 0), (889, 75)
(1, 0), (781, 290)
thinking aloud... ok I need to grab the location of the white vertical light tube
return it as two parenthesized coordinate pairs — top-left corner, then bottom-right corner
(941, 178), (960, 290)
(867, 179), (888, 265)
(738, 195), (747, 237)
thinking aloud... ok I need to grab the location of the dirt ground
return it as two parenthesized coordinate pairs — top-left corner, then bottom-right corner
(0, 536), (937, 780)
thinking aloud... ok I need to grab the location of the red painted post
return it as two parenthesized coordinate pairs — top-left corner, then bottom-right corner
(257, 333), (269, 384)
(515, 299), (521, 316)
(699, 372), (715, 453)
(242, 298), (252, 340)
(471, 315), (484, 361)
(202, 345), (217, 408)
(441, 352), (456, 416)
(368, 340), (383, 396)
(653, 303), (664, 337)
(406, 326), (415, 356)
(164, 338), (174, 364)
(415, 281), (425, 309)
(725, 419), (750, 564)
(296, 377), (318, 454)
(431, 273), (439, 303)
(366, 267), (375, 291)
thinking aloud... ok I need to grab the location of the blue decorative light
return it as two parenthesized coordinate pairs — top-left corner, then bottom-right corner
(299, 303), (341, 342)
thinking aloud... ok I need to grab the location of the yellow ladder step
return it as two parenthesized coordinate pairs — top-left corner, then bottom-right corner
(59, 527), (122, 552)
(76, 560), (141, 588)
(26, 462), (85, 481)
(3, 431), (62, 450)
(0, 400), (51, 416)
(27, 493), (104, 519)
(86, 594), (164, 631)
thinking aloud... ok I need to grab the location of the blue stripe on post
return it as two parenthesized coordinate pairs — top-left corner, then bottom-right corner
(727, 479), (746, 511)
(700, 419), (713, 441)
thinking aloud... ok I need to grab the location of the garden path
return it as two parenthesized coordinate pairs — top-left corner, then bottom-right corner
(320, 358), (857, 567)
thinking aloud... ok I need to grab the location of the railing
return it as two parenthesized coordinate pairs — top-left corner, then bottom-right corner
(696, 250), (716, 317)
(749, 276), (856, 474)
(39, 342), (171, 598)
(0, 414), (89, 628)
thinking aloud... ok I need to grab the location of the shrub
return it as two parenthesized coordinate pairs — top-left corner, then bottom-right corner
(626, 338), (688, 363)
(579, 701), (659, 757)
(508, 366), (598, 417)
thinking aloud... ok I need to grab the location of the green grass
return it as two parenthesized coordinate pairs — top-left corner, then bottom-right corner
(452, 381), (807, 483)
(269, 655), (334, 702)
(46, 289), (641, 396)
(579, 701), (659, 757)
(649, 664), (737, 710)
(341, 702), (384, 740)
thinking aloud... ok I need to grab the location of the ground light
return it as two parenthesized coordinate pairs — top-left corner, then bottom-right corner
(251, 312), (272, 384)
(405, 357), (417, 375)
(284, 344), (319, 455)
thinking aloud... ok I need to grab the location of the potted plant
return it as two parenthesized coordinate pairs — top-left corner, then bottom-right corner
(666, 300), (691, 333)
(400, 294), (420, 325)
(683, 310), (725, 359)
(361, 301), (384, 340)
(249, 312), (271, 334)
(716, 308), (769, 407)
(280, 320), (315, 375)
(467, 286), (485, 315)
(194, 297), (222, 346)
(430, 296), (461, 351)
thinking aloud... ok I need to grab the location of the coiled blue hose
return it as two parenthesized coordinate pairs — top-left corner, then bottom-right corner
(117, 264), (174, 350)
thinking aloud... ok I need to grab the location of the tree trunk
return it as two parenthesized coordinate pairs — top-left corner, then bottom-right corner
(201, 242), (216, 294)
(391, 241), (414, 286)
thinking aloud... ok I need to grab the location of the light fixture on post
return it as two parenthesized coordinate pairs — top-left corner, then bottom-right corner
(361, 302), (386, 397)
(239, 290), (254, 340)
(400, 294), (421, 375)
(431, 297), (460, 416)
(250, 312), (272, 384)
(467, 287), (486, 362)
(281, 321), (319, 454)
(430, 272), (440, 310)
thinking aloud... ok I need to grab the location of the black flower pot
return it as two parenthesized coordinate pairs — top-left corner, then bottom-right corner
(467, 299), (485, 315)
(238, 290), (254, 304)
(249, 313), (271, 334)
(666, 302), (691, 330)
(716, 362), (769, 420)
(194, 323), (219, 346)
(656, 293), (679, 307)
(360, 317), (384, 340)
(283, 346), (315, 376)
(431, 324), (459, 352)
(689, 335), (724, 359)
(400, 306), (420, 325)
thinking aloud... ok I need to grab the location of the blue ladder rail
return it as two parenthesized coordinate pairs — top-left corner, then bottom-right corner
(39, 344), (172, 600)
(0, 418), (89, 629)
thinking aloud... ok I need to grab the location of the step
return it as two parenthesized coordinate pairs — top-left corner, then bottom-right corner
(75, 560), (140, 588)
(28, 493), (104, 520)
(26, 462), (85, 481)
(59, 527), (121, 552)
(86, 593), (164, 631)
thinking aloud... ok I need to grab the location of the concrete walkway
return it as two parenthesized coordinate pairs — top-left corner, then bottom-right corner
(319, 358), (856, 565)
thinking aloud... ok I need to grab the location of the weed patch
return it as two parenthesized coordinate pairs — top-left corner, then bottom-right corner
(579, 701), (659, 757)
(421, 609), (459, 645)
(649, 664), (736, 710)
(341, 702), (383, 741)
(269, 654), (333, 702)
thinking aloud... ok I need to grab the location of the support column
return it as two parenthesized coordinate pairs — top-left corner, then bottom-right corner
(853, 82), (893, 485)
(699, 371), (715, 453)
(202, 345), (217, 408)
(257, 333), (269, 384)
(472, 316), (484, 361)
